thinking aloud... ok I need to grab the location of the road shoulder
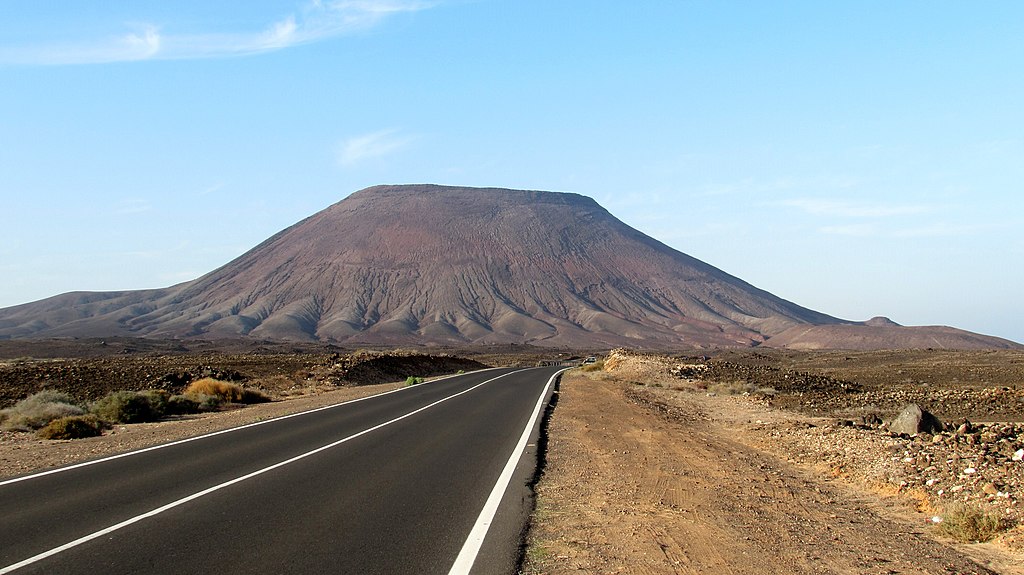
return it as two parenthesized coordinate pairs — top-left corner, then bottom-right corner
(523, 373), (1007, 574)
(0, 382), (403, 480)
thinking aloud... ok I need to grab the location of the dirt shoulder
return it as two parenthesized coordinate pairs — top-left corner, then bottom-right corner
(524, 373), (1017, 574)
(0, 381), (404, 480)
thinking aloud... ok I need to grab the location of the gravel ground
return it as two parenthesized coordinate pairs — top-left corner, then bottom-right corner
(0, 381), (403, 480)
(577, 349), (1024, 571)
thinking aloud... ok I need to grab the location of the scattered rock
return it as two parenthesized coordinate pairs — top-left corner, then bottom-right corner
(861, 413), (883, 426)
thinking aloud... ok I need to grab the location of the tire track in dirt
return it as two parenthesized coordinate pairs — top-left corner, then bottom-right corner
(524, 375), (998, 574)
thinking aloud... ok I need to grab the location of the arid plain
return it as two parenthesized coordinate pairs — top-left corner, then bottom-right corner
(3, 340), (1024, 573)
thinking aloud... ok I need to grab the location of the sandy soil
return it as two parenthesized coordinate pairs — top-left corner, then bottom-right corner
(524, 373), (1018, 574)
(0, 382), (403, 480)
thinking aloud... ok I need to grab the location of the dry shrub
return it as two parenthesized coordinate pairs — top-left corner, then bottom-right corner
(185, 378), (245, 402)
(0, 390), (85, 431)
(185, 378), (269, 404)
(37, 414), (106, 440)
(579, 360), (605, 372)
(938, 502), (1008, 543)
(240, 388), (271, 404)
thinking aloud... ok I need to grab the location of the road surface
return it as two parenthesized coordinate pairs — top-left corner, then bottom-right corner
(0, 366), (563, 574)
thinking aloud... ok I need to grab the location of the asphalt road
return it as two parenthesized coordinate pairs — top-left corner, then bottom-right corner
(0, 366), (564, 575)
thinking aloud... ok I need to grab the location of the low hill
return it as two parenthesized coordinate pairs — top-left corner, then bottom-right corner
(765, 318), (1022, 351)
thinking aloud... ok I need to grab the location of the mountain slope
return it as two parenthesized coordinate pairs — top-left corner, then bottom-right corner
(0, 185), (1016, 349)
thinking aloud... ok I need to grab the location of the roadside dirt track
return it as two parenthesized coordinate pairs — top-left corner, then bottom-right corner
(524, 375), (1012, 574)
(0, 381), (403, 479)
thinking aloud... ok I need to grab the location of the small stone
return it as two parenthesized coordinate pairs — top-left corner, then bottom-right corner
(1012, 448), (1024, 461)
(982, 483), (999, 495)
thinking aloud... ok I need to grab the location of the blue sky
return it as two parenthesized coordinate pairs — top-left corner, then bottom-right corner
(2, 1), (1022, 343)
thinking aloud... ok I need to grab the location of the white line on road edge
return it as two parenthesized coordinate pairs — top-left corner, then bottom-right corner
(447, 368), (568, 575)
(0, 368), (502, 488)
(0, 369), (526, 575)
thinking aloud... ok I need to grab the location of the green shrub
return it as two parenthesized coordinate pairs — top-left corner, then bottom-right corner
(90, 391), (159, 424)
(166, 394), (202, 415)
(938, 503), (1007, 543)
(0, 390), (85, 431)
(37, 414), (106, 440)
(405, 376), (424, 386)
(182, 393), (224, 412)
(138, 390), (171, 418)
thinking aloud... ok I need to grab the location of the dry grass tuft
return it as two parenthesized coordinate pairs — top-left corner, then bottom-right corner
(937, 502), (1008, 543)
(0, 390), (85, 431)
(184, 378), (270, 404)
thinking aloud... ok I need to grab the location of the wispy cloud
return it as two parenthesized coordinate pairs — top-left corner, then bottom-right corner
(819, 223), (879, 237)
(0, 25), (161, 66)
(820, 222), (982, 239)
(891, 223), (984, 238)
(692, 175), (860, 199)
(695, 178), (795, 198)
(114, 198), (152, 215)
(0, 1), (437, 66)
(337, 128), (416, 166)
(783, 198), (932, 218)
(198, 183), (225, 196)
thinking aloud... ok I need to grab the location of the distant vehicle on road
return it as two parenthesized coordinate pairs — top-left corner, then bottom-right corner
(583, 356), (597, 364)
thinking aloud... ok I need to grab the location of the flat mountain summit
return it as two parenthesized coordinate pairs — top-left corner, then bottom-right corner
(1, 185), (1018, 349)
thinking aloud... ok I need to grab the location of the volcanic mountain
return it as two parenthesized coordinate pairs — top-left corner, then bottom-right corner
(0, 185), (1018, 349)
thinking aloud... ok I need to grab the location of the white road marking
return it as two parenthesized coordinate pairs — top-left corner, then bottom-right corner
(447, 368), (567, 575)
(0, 369), (523, 575)
(0, 368), (499, 487)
